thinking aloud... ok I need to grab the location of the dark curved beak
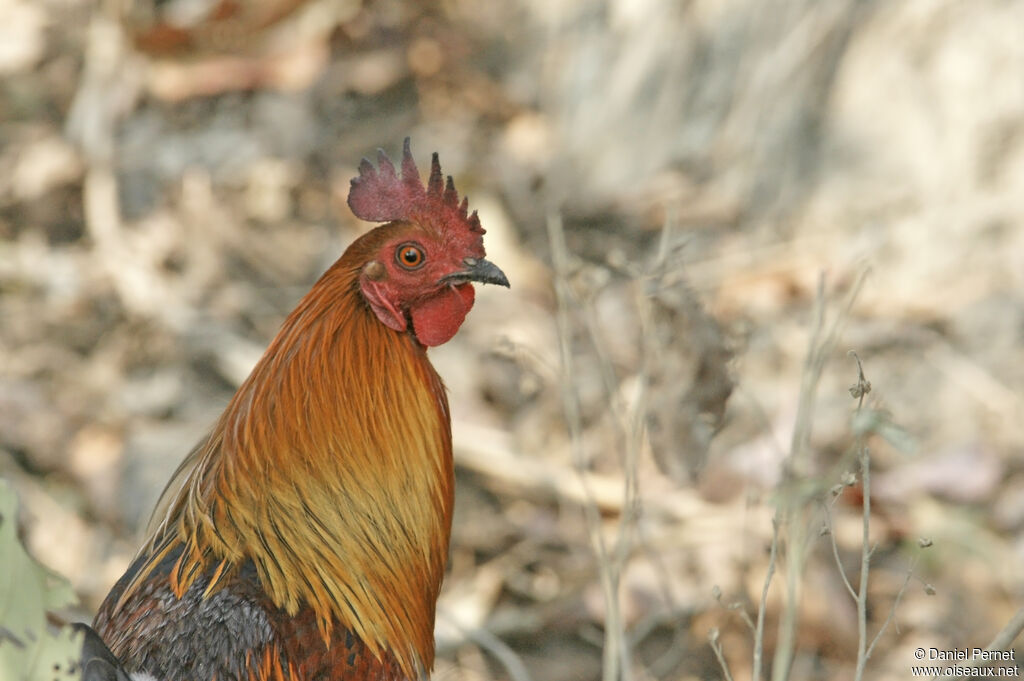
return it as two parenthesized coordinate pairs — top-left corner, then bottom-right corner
(441, 257), (510, 288)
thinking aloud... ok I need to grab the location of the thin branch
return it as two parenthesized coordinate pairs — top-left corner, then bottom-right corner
(985, 606), (1024, 652)
(929, 605), (1024, 680)
(787, 273), (829, 477)
(710, 629), (736, 681)
(851, 351), (872, 681)
(547, 212), (625, 681)
(713, 586), (756, 634)
(866, 562), (915, 660)
(753, 514), (780, 681)
(770, 270), (869, 681)
(461, 624), (534, 681)
(822, 503), (857, 601)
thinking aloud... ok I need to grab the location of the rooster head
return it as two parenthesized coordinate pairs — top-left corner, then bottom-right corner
(347, 138), (509, 347)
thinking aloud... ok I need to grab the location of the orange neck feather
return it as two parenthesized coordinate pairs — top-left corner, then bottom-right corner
(132, 228), (455, 679)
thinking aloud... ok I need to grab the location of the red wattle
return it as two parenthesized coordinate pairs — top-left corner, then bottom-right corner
(410, 284), (475, 346)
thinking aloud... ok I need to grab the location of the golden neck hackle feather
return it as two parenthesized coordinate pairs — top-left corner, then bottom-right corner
(118, 225), (455, 679)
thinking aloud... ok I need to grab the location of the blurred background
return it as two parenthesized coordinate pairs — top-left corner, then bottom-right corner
(2, 0), (1024, 679)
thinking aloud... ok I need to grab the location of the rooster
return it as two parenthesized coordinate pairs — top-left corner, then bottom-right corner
(84, 139), (508, 681)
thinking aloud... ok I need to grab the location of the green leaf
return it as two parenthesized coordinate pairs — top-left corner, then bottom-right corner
(0, 479), (84, 681)
(850, 409), (917, 454)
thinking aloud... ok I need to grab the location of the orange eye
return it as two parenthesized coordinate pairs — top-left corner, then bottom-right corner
(396, 243), (425, 270)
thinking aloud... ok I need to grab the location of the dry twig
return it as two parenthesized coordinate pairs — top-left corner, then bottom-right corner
(766, 269), (869, 681)
(547, 212), (631, 681)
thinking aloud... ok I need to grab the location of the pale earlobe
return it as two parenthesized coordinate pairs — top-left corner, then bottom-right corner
(362, 260), (386, 281)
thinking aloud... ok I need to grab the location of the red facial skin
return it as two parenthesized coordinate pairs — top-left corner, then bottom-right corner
(358, 228), (483, 347)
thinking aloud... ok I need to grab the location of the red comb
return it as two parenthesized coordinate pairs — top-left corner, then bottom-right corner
(348, 138), (484, 235)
